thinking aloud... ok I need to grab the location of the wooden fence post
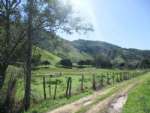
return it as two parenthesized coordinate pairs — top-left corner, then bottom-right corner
(66, 78), (69, 98)
(81, 74), (84, 91)
(112, 75), (115, 85)
(69, 77), (72, 97)
(66, 77), (72, 98)
(43, 76), (46, 100)
(53, 80), (58, 100)
(48, 75), (52, 98)
(92, 74), (96, 90)
(119, 73), (122, 81)
(100, 75), (104, 88)
(116, 74), (120, 82)
(107, 74), (111, 85)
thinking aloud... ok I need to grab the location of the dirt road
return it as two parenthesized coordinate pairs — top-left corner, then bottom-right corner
(46, 75), (145, 113)
(47, 88), (113, 113)
(85, 83), (136, 113)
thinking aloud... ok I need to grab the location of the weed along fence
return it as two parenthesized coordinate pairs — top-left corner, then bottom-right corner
(31, 71), (147, 102)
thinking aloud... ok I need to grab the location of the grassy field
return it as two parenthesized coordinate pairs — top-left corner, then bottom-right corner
(31, 67), (140, 100)
(122, 72), (150, 113)
(3, 65), (146, 113)
(23, 67), (144, 113)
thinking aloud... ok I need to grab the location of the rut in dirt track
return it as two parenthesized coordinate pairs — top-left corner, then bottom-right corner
(107, 94), (128, 113)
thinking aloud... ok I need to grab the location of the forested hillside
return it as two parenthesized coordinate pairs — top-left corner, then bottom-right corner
(34, 31), (92, 62)
(72, 39), (150, 68)
(35, 32), (150, 68)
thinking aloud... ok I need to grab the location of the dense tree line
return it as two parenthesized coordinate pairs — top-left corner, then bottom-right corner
(76, 57), (150, 69)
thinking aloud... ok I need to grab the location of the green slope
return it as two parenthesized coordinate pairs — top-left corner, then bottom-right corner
(33, 47), (61, 65)
(34, 31), (92, 62)
(72, 39), (150, 68)
(34, 30), (150, 68)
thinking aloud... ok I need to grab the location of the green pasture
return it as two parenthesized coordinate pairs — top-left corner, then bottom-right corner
(1, 66), (146, 113)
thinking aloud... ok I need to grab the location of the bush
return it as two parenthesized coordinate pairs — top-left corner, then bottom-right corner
(78, 60), (94, 66)
(94, 54), (112, 68)
(41, 60), (51, 65)
(139, 58), (150, 69)
(59, 59), (72, 68)
(32, 54), (41, 66)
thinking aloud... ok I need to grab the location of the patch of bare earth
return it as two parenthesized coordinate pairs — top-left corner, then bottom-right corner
(85, 83), (137, 113)
(107, 94), (128, 113)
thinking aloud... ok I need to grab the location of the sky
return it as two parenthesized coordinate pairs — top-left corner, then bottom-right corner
(60, 0), (150, 50)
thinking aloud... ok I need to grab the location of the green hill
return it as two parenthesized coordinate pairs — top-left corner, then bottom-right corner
(34, 31), (92, 62)
(34, 31), (150, 68)
(72, 39), (150, 68)
(33, 47), (61, 65)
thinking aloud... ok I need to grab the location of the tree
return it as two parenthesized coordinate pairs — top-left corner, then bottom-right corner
(140, 58), (150, 69)
(32, 54), (42, 66)
(78, 60), (93, 66)
(0, 0), (93, 111)
(22, 0), (92, 110)
(0, 0), (93, 89)
(24, 0), (33, 111)
(0, 0), (23, 89)
(94, 54), (112, 68)
(60, 59), (72, 68)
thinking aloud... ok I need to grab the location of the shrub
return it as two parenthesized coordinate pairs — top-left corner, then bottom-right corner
(32, 54), (41, 66)
(59, 59), (72, 68)
(41, 60), (51, 65)
(94, 54), (112, 68)
(78, 60), (94, 66)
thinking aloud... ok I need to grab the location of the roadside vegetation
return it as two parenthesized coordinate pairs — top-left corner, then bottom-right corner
(122, 73), (150, 113)
(75, 72), (150, 113)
